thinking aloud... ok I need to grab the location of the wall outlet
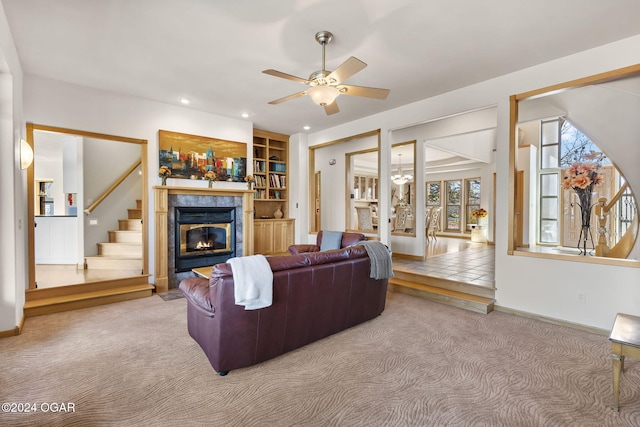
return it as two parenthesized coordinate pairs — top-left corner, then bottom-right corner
(89, 219), (98, 226)
(577, 292), (587, 304)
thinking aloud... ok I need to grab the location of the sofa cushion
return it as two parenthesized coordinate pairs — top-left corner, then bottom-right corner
(319, 230), (343, 251)
(305, 246), (368, 266)
(341, 232), (367, 247)
(267, 254), (311, 272)
(288, 244), (320, 255)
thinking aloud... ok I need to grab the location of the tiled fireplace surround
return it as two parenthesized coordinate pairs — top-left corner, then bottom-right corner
(154, 186), (254, 293)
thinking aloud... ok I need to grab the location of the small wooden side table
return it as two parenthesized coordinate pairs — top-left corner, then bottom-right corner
(192, 266), (213, 279)
(609, 313), (640, 412)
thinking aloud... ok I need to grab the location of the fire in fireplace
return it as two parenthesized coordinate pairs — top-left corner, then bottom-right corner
(181, 223), (231, 255)
(175, 207), (235, 272)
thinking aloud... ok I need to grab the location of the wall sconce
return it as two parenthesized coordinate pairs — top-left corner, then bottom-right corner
(20, 139), (34, 169)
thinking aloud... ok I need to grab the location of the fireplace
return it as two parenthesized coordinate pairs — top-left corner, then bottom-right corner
(155, 186), (252, 292)
(175, 207), (235, 272)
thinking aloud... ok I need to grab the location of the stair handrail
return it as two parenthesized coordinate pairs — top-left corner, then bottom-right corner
(84, 160), (142, 215)
(595, 182), (635, 257)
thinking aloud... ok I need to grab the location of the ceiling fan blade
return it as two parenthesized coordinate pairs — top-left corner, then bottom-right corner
(268, 91), (307, 105)
(262, 69), (309, 84)
(326, 57), (366, 84)
(338, 84), (390, 100)
(324, 100), (339, 115)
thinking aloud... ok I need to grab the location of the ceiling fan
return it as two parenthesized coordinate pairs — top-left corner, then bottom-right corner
(263, 31), (390, 115)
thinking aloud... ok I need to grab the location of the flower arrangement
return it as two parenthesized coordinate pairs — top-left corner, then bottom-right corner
(245, 174), (255, 190)
(561, 151), (606, 254)
(471, 208), (488, 219)
(561, 160), (604, 193)
(203, 170), (217, 188)
(158, 166), (171, 185)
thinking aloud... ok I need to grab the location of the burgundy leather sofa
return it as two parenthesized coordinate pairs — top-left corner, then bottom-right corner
(288, 231), (366, 254)
(179, 245), (388, 375)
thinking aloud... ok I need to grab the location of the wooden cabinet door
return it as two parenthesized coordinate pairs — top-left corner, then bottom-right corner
(254, 221), (274, 254)
(273, 220), (294, 254)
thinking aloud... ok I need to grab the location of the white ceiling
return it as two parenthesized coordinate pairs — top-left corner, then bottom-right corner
(3, 0), (640, 136)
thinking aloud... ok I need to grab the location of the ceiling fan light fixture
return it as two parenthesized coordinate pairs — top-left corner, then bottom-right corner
(307, 84), (339, 106)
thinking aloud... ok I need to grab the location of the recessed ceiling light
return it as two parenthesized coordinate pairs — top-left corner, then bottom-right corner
(303, 126), (311, 131)
(241, 112), (250, 118)
(180, 97), (190, 105)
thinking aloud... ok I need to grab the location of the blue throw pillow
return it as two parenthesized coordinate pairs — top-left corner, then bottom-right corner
(320, 231), (343, 251)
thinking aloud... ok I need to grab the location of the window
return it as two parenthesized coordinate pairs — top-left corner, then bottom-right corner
(445, 180), (461, 231)
(539, 173), (559, 243)
(426, 181), (441, 208)
(536, 118), (635, 250)
(510, 66), (640, 263)
(538, 119), (561, 244)
(465, 178), (481, 231)
(618, 178), (633, 239)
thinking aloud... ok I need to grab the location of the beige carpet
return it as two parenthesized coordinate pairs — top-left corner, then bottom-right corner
(1, 292), (639, 427)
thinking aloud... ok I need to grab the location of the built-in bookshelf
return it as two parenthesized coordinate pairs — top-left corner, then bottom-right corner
(253, 129), (293, 255)
(252, 129), (289, 219)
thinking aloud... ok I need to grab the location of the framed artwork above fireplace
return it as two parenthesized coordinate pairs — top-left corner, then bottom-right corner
(158, 130), (247, 182)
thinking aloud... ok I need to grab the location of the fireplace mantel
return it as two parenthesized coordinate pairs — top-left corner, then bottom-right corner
(154, 186), (254, 293)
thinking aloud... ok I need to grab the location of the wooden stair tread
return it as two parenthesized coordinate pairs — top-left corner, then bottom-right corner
(24, 284), (154, 309)
(389, 277), (494, 304)
(86, 254), (142, 259)
(393, 266), (496, 291)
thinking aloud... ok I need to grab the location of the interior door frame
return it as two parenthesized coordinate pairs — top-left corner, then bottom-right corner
(26, 123), (148, 290)
(307, 129), (381, 236)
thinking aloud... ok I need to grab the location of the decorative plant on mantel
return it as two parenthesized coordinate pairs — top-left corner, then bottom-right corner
(204, 170), (217, 188)
(245, 174), (255, 190)
(158, 165), (171, 185)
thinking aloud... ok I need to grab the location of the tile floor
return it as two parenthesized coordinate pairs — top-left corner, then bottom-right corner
(392, 238), (495, 288)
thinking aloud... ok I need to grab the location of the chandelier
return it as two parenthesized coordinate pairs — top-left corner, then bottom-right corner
(391, 154), (412, 185)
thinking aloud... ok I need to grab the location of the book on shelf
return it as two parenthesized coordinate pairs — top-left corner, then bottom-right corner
(253, 160), (266, 173)
(269, 162), (286, 173)
(268, 174), (286, 188)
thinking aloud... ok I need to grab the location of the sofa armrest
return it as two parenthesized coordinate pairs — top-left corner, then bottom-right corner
(179, 277), (215, 316)
(288, 244), (320, 255)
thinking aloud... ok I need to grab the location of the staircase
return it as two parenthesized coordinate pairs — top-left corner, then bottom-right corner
(389, 269), (495, 314)
(25, 199), (153, 317)
(85, 200), (143, 271)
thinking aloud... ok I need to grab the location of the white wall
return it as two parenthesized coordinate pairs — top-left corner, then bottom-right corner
(301, 35), (640, 330)
(288, 133), (308, 244)
(313, 134), (378, 233)
(83, 137), (143, 257)
(0, 0), (26, 332)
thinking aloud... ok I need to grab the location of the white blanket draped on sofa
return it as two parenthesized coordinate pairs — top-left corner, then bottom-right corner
(226, 255), (273, 310)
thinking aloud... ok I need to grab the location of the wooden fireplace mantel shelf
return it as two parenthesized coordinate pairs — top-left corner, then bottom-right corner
(152, 185), (256, 195)
(153, 185), (255, 293)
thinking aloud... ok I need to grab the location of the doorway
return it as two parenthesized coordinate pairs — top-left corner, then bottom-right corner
(26, 124), (148, 290)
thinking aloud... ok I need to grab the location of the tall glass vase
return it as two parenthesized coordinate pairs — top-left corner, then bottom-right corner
(576, 191), (595, 255)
